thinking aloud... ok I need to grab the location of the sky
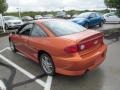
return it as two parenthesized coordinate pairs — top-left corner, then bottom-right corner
(7, 0), (106, 12)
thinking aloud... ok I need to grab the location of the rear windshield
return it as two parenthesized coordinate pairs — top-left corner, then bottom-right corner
(42, 20), (86, 36)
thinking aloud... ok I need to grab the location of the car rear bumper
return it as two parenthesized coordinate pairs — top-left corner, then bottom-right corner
(53, 44), (107, 76)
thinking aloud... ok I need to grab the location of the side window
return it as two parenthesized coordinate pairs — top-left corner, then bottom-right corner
(90, 13), (96, 18)
(31, 24), (47, 37)
(106, 14), (109, 17)
(107, 13), (114, 17)
(19, 24), (33, 36)
(109, 14), (114, 16)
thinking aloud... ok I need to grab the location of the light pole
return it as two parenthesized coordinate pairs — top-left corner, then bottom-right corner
(16, 8), (21, 18)
(17, 0), (21, 18)
(0, 14), (5, 33)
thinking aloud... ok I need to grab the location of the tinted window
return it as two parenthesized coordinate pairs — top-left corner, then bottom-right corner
(43, 20), (86, 36)
(108, 14), (114, 17)
(31, 24), (47, 37)
(19, 24), (33, 35)
(90, 13), (97, 18)
(77, 12), (91, 18)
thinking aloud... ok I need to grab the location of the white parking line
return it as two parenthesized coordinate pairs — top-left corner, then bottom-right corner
(45, 76), (53, 90)
(0, 47), (53, 90)
(0, 54), (46, 87)
(0, 80), (7, 90)
(0, 47), (10, 53)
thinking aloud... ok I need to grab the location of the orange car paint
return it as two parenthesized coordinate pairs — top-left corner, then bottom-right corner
(9, 20), (107, 76)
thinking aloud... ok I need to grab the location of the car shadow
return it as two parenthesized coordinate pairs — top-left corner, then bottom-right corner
(52, 68), (104, 90)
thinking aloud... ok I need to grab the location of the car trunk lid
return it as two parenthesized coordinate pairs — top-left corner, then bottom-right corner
(61, 30), (104, 55)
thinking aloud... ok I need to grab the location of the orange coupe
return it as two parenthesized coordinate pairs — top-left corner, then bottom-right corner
(9, 19), (107, 76)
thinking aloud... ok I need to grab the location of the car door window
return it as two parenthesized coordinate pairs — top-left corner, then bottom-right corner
(30, 24), (47, 37)
(107, 13), (114, 17)
(19, 24), (33, 36)
(90, 13), (96, 18)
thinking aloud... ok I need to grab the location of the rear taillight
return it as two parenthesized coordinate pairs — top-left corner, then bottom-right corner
(64, 45), (79, 53)
(64, 34), (103, 53)
(79, 44), (85, 51)
(79, 36), (103, 51)
(79, 42), (92, 51)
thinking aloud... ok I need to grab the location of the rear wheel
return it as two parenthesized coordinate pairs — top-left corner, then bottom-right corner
(99, 21), (104, 27)
(40, 53), (55, 76)
(9, 40), (17, 52)
(84, 23), (89, 29)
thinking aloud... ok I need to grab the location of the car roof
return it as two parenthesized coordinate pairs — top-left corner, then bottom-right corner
(22, 16), (33, 18)
(35, 18), (65, 23)
(104, 12), (115, 15)
(81, 12), (95, 14)
(24, 19), (66, 25)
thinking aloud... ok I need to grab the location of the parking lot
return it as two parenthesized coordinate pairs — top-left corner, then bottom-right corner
(0, 24), (120, 90)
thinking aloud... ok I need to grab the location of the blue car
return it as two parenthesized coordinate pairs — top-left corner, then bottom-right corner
(71, 12), (104, 28)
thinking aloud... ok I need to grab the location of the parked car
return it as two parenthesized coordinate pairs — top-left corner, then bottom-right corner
(71, 12), (105, 28)
(21, 16), (33, 23)
(43, 14), (54, 19)
(34, 15), (43, 20)
(103, 13), (120, 23)
(9, 19), (107, 76)
(72, 14), (79, 18)
(56, 11), (66, 18)
(0, 16), (23, 30)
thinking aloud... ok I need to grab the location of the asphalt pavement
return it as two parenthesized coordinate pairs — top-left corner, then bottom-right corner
(0, 24), (120, 90)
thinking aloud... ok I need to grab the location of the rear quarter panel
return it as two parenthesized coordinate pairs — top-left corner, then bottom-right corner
(28, 37), (77, 58)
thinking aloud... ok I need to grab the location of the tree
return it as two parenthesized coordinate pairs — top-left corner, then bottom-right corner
(104, 0), (120, 9)
(0, 0), (8, 14)
(104, 0), (120, 16)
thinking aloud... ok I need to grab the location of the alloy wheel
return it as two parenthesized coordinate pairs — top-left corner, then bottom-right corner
(41, 54), (55, 75)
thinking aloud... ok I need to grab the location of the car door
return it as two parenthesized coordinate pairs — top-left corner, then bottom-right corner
(27, 24), (48, 62)
(110, 15), (120, 23)
(89, 13), (98, 26)
(105, 14), (110, 22)
(106, 13), (115, 23)
(14, 23), (33, 55)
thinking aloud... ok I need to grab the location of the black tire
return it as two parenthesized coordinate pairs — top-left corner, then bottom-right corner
(99, 21), (104, 27)
(9, 40), (17, 52)
(84, 23), (89, 29)
(39, 53), (55, 76)
(104, 19), (106, 23)
(5, 24), (9, 30)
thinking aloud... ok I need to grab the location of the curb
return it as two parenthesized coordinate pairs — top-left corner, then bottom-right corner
(0, 32), (9, 37)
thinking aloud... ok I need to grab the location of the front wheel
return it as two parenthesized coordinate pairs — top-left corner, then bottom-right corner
(99, 21), (104, 27)
(84, 23), (89, 29)
(40, 53), (55, 76)
(9, 41), (17, 52)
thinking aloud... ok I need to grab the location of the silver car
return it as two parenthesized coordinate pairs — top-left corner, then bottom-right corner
(0, 16), (23, 30)
(34, 15), (43, 20)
